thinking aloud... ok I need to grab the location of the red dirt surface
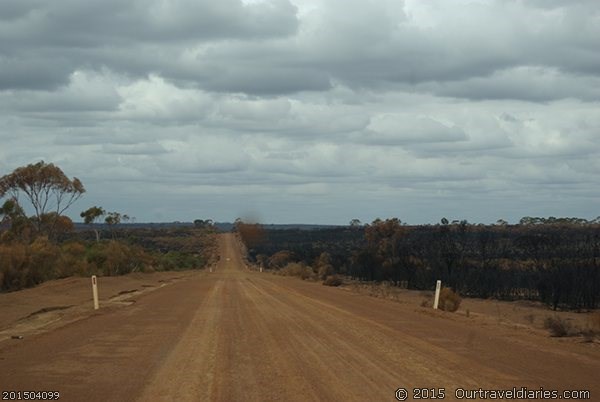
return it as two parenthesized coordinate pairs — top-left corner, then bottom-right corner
(1, 233), (599, 401)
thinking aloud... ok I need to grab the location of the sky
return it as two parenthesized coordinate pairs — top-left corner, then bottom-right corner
(1, 0), (599, 225)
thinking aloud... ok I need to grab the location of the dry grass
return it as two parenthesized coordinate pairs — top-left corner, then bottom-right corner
(543, 315), (573, 337)
(344, 281), (408, 302)
(420, 292), (433, 308)
(581, 312), (600, 342)
(342, 280), (599, 341)
(524, 313), (536, 324)
(543, 312), (600, 340)
(589, 311), (600, 332)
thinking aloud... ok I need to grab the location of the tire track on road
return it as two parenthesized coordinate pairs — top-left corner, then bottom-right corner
(137, 279), (224, 402)
(247, 276), (518, 392)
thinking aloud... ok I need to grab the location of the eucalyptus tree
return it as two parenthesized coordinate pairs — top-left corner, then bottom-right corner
(0, 161), (85, 238)
(81, 206), (106, 242)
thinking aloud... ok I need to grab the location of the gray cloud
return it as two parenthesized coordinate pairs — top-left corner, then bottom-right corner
(2, 0), (599, 99)
(1, 0), (298, 46)
(424, 67), (600, 102)
(0, 71), (121, 112)
(1, 0), (599, 224)
(363, 116), (468, 146)
(101, 142), (168, 156)
(0, 56), (72, 90)
(0, 0), (299, 90)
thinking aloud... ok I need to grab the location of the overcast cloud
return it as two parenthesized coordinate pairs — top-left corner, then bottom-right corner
(1, 0), (599, 224)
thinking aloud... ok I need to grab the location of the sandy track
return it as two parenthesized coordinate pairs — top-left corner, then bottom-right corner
(1, 233), (599, 401)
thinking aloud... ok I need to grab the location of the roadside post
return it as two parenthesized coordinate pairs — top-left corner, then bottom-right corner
(91, 275), (99, 310)
(433, 280), (441, 310)
(260, 266), (263, 273)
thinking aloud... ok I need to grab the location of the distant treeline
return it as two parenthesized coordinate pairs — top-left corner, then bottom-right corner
(238, 218), (600, 310)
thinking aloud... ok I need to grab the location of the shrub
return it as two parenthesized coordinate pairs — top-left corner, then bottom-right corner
(57, 242), (90, 277)
(543, 315), (573, 337)
(268, 250), (294, 269)
(159, 251), (203, 271)
(323, 275), (343, 287)
(0, 243), (28, 291)
(86, 241), (154, 276)
(28, 237), (60, 285)
(438, 287), (462, 312)
(0, 228), (211, 292)
(278, 262), (313, 280)
(317, 264), (335, 281)
(103, 241), (128, 276)
(0, 239), (60, 290)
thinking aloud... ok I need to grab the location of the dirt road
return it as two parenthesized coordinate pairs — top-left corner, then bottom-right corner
(1, 233), (599, 401)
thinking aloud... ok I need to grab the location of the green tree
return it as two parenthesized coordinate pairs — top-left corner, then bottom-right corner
(80, 206), (105, 242)
(0, 198), (31, 241)
(0, 161), (85, 236)
(0, 198), (25, 225)
(105, 212), (122, 239)
(194, 219), (214, 228)
(349, 218), (362, 228)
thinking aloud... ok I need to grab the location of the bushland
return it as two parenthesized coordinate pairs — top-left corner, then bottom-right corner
(238, 218), (600, 311)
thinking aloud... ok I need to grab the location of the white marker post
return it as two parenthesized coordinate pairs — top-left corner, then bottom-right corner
(91, 275), (99, 310)
(210, 266), (213, 273)
(260, 267), (263, 273)
(433, 280), (441, 310)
